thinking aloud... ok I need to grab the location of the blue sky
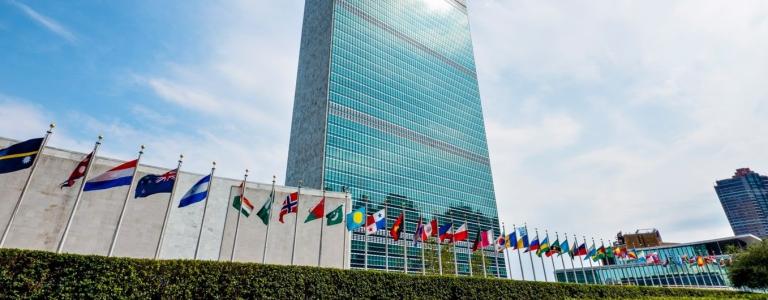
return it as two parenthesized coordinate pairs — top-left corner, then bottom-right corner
(1, 0), (767, 252)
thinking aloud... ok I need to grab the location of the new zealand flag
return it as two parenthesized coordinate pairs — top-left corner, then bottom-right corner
(134, 169), (177, 198)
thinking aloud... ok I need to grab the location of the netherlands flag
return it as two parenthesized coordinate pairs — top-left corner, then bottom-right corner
(83, 159), (138, 191)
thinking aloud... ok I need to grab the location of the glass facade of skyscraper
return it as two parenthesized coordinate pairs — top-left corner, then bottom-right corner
(715, 168), (768, 238)
(555, 235), (760, 287)
(286, 0), (503, 276)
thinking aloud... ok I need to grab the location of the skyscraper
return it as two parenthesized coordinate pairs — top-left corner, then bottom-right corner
(285, 0), (503, 276)
(714, 168), (768, 238)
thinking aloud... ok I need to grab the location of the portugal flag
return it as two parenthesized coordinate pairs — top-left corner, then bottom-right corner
(390, 213), (404, 241)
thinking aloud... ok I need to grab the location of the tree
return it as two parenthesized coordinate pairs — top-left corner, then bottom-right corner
(728, 239), (768, 288)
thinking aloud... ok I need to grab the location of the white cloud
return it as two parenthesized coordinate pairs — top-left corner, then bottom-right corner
(8, 0), (76, 43)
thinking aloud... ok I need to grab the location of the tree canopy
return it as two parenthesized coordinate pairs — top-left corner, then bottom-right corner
(729, 239), (768, 288)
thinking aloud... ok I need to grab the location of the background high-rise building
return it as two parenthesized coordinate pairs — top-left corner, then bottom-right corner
(714, 168), (768, 238)
(285, 0), (504, 276)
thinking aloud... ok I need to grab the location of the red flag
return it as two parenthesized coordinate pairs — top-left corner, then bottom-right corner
(61, 152), (92, 188)
(452, 223), (468, 242)
(390, 213), (404, 241)
(307, 197), (324, 221)
(430, 219), (438, 237)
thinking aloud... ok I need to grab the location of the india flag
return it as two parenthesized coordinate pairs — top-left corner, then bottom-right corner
(233, 195), (255, 217)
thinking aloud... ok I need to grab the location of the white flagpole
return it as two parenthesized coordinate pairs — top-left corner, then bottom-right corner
(466, 217), (472, 276)
(557, 232), (568, 283)
(536, 229), (547, 281)
(230, 169), (248, 262)
(193, 161), (216, 260)
(155, 154), (183, 259)
(436, 216), (442, 275)
(502, 222), (513, 279)
(419, 214), (425, 275)
(566, 233), (578, 283)
(1, 123), (55, 248)
(108, 145), (145, 257)
(451, 217), (458, 276)
(384, 201), (389, 272)
(317, 188), (326, 267)
(493, 227), (500, 278)
(262, 176), (276, 264)
(57, 135), (102, 254)
(341, 188), (349, 269)
(587, 237), (598, 284)
(526, 224), (537, 281)
(402, 211), (408, 274)
(576, 234), (588, 284)
(363, 194), (369, 270)
(290, 180), (302, 265)
(547, 231), (557, 282)
(513, 224), (525, 281)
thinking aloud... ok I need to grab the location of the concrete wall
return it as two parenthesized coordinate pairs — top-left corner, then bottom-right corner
(0, 137), (350, 268)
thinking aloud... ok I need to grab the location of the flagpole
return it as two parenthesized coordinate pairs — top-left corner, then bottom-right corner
(577, 235), (587, 284)
(155, 154), (183, 259)
(536, 229), (547, 281)
(465, 217), (472, 277)
(107, 145), (144, 257)
(363, 194), (369, 270)
(513, 224), (525, 281)
(557, 232), (568, 283)
(384, 200), (389, 272)
(341, 187), (349, 269)
(493, 226), (500, 278)
(0, 123), (54, 248)
(436, 215), (442, 275)
(420, 214), (425, 275)
(451, 216), (458, 276)
(526, 224), (537, 281)
(194, 161), (216, 260)
(566, 233), (578, 283)
(57, 135), (101, 254)
(403, 215), (408, 274)
(502, 222), (513, 279)
(547, 230), (557, 282)
(598, 239), (608, 285)
(290, 180), (302, 265)
(587, 237), (598, 284)
(262, 176), (276, 264)
(476, 214), (486, 278)
(317, 187), (326, 267)
(230, 169), (248, 262)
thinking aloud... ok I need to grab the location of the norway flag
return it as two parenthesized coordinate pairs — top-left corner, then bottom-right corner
(84, 160), (138, 191)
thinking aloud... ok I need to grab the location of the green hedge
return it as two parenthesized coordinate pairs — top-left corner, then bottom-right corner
(0, 249), (759, 299)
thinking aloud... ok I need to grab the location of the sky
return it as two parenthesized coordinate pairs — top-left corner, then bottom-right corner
(1, 0), (767, 257)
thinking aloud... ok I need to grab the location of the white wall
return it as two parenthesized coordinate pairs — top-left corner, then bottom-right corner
(0, 137), (349, 268)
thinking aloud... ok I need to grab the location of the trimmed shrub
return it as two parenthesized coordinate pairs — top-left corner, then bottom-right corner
(0, 249), (760, 299)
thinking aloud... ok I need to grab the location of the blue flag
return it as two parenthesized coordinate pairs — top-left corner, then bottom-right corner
(179, 175), (211, 208)
(135, 169), (177, 198)
(0, 138), (43, 174)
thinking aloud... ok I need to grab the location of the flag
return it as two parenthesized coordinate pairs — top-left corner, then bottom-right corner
(547, 238), (561, 257)
(496, 234), (505, 252)
(326, 204), (343, 226)
(605, 245), (615, 258)
(584, 244), (596, 261)
(558, 239), (569, 257)
(0, 138), (43, 174)
(365, 209), (386, 234)
(526, 237), (540, 253)
(576, 243), (587, 256)
(508, 231), (518, 249)
(593, 246), (606, 261)
(178, 175), (211, 208)
(504, 233), (512, 249)
(304, 198), (325, 223)
(627, 250), (637, 259)
(413, 218), (424, 246)
(517, 227), (529, 249)
(472, 230), (492, 251)
(421, 219), (437, 240)
(697, 256), (704, 267)
(279, 192), (299, 223)
(438, 223), (453, 243)
(536, 237), (550, 257)
(134, 169), (176, 198)
(61, 152), (92, 188)
(390, 213), (404, 241)
(256, 190), (274, 225)
(472, 231), (483, 252)
(452, 223), (468, 242)
(232, 195), (255, 217)
(346, 207), (365, 231)
(83, 159), (138, 191)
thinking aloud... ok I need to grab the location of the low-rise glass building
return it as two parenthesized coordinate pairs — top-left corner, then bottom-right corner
(555, 235), (761, 287)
